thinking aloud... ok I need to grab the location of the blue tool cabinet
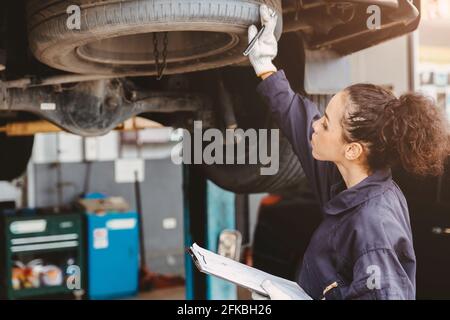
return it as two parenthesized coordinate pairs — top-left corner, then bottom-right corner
(86, 211), (139, 300)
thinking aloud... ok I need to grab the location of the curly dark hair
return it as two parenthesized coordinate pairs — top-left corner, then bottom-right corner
(342, 84), (450, 176)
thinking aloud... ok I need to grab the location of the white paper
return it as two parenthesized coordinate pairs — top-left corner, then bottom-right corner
(40, 102), (56, 110)
(93, 228), (109, 249)
(114, 158), (145, 183)
(189, 243), (312, 300)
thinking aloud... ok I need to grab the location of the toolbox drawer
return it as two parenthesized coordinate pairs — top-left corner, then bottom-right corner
(0, 210), (85, 300)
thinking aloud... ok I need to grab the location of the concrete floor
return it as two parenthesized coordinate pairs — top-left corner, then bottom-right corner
(132, 286), (252, 300)
(134, 286), (186, 300)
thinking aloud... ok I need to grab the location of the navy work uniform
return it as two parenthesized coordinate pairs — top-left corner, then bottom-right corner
(257, 70), (416, 300)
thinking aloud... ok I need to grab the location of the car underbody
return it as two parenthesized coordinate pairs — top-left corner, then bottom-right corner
(0, 0), (420, 189)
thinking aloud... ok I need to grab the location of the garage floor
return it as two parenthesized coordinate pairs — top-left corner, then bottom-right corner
(132, 286), (252, 300)
(133, 286), (186, 300)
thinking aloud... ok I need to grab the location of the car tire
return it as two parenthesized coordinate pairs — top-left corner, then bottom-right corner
(0, 134), (34, 181)
(27, 0), (283, 76)
(201, 131), (306, 194)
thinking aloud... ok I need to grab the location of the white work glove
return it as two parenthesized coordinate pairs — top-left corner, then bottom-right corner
(247, 5), (278, 77)
(251, 280), (294, 300)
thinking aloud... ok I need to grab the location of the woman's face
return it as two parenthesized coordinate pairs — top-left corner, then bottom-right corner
(311, 91), (350, 162)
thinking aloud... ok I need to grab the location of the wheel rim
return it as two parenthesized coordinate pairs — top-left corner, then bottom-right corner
(76, 31), (239, 66)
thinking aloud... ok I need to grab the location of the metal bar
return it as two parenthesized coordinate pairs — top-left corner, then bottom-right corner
(183, 165), (207, 300)
(11, 240), (79, 252)
(325, 0), (399, 8)
(11, 233), (79, 245)
(217, 76), (238, 129)
(134, 171), (147, 271)
(235, 194), (250, 245)
(205, 181), (237, 300)
(4, 74), (119, 89)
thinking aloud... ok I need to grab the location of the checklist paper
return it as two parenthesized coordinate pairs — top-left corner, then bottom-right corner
(188, 243), (312, 300)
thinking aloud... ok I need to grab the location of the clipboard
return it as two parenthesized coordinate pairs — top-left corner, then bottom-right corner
(188, 243), (312, 300)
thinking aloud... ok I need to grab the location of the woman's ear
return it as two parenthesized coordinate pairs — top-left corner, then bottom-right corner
(344, 142), (364, 161)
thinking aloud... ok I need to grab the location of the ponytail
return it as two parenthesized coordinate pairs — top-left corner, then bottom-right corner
(343, 84), (450, 176)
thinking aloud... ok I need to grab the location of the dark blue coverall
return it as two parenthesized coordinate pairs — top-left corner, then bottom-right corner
(257, 70), (416, 300)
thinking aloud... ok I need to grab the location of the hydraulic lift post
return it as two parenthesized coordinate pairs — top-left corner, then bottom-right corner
(183, 165), (237, 300)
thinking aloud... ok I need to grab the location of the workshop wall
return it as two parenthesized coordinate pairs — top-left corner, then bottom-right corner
(350, 35), (410, 95)
(31, 159), (185, 276)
